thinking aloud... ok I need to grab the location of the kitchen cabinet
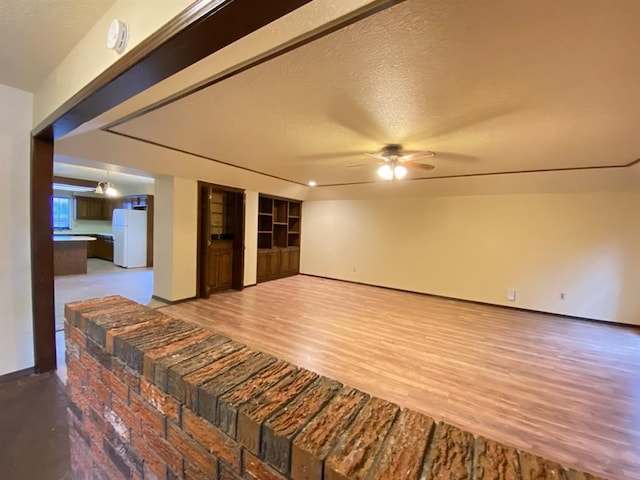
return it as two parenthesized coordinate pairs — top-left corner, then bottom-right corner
(75, 196), (116, 221)
(94, 235), (114, 261)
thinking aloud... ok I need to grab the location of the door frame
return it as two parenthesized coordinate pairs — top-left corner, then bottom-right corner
(196, 182), (245, 298)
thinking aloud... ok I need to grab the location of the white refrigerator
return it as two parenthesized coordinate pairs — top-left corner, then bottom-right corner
(112, 209), (147, 268)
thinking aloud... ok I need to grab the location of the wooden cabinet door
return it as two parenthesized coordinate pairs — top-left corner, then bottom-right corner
(290, 248), (300, 274)
(208, 240), (233, 292)
(87, 198), (103, 219)
(75, 197), (89, 219)
(280, 248), (291, 275)
(102, 199), (116, 221)
(267, 250), (280, 278)
(104, 239), (114, 262)
(218, 250), (233, 289)
(257, 250), (269, 282)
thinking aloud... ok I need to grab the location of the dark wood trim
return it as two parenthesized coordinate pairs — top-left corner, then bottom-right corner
(52, 175), (96, 188)
(31, 137), (56, 373)
(0, 367), (36, 384)
(34, 0), (313, 140)
(30, 0), (314, 373)
(151, 295), (197, 306)
(317, 158), (640, 187)
(106, 130), (309, 187)
(300, 274), (640, 331)
(106, 129), (640, 188)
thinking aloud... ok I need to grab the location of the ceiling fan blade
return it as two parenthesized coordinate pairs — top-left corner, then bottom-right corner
(347, 162), (381, 169)
(400, 151), (435, 162)
(406, 162), (435, 171)
(365, 152), (389, 161)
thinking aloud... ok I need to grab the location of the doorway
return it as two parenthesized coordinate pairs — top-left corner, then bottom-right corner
(198, 182), (245, 298)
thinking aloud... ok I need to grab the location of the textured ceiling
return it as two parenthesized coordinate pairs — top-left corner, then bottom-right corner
(0, 0), (116, 92)
(110, 0), (640, 186)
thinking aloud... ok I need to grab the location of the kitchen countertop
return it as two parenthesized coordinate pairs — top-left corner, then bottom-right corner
(53, 232), (113, 238)
(53, 235), (97, 242)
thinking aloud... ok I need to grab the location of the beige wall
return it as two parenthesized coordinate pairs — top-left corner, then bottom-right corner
(0, 84), (34, 375)
(301, 192), (640, 325)
(244, 192), (259, 286)
(153, 176), (198, 302)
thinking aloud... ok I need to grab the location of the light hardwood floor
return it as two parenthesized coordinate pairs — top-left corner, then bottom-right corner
(162, 275), (640, 480)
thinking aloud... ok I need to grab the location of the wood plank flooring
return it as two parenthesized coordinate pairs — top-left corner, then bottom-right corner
(161, 275), (640, 480)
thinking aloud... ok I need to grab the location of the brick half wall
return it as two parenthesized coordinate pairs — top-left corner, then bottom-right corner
(64, 296), (603, 480)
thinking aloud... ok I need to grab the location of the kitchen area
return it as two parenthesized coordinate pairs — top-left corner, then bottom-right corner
(53, 193), (153, 275)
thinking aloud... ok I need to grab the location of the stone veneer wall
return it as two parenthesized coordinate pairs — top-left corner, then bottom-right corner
(65, 296), (602, 480)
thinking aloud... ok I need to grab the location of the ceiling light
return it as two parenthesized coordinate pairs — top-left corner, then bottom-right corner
(394, 164), (408, 179)
(308, 180), (317, 187)
(377, 164), (393, 180)
(95, 170), (119, 197)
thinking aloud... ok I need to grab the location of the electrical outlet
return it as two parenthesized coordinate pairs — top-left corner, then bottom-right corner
(507, 288), (516, 301)
(560, 293), (565, 300)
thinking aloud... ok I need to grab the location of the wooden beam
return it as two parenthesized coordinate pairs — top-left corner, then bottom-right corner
(31, 136), (56, 373)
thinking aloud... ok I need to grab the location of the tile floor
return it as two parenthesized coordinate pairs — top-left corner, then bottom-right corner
(54, 259), (162, 383)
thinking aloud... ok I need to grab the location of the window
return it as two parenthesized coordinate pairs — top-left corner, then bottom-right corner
(52, 196), (71, 229)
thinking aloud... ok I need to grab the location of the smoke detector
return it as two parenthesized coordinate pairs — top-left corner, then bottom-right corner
(107, 19), (129, 54)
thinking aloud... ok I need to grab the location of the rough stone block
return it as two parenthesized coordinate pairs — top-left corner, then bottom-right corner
(114, 319), (200, 372)
(181, 408), (241, 469)
(167, 422), (218, 479)
(423, 423), (474, 480)
(197, 352), (276, 425)
(520, 451), (568, 480)
(324, 397), (399, 480)
(237, 368), (318, 456)
(216, 359), (295, 438)
(262, 377), (342, 475)
(167, 341), (246, 406)
(243, 450), (287, 480)
(474, 437), (520, 480)
(367, 408), (434, 480)
(291, 387), (368, 480)
(85, 305), (159, 348)
(65, 295), (132, 330)
(148, 333), (228, 388)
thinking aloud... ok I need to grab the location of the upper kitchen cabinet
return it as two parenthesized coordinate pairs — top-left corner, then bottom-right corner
(74, 196), (114, 221)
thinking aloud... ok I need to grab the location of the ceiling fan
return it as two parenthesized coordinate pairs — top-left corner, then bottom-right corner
(351, 144), (436, 180)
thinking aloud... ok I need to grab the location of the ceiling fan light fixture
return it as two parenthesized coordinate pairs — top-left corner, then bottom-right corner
(394, 164), (408, 179)
(104, 182), (118, 197)
(377, 164), (393, 180)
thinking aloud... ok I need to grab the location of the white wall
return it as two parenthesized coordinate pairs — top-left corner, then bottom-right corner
(0, 84), (34, 375)
(153, 176), (198, 302)
(301, 192), (640, 325)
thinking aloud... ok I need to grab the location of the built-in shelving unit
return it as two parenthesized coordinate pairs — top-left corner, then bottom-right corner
(257, 194), (301, 283)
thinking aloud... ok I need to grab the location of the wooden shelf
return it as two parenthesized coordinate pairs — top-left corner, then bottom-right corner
(257, 194), (302, 282)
